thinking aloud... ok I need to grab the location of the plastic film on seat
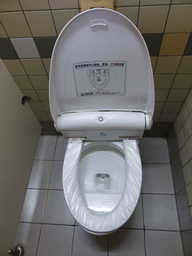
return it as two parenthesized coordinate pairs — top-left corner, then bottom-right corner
(62, 138), (142, 233)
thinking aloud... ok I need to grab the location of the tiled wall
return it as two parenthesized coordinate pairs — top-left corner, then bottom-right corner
(174, 90), (192, 218)
(0, 0), (192, 124)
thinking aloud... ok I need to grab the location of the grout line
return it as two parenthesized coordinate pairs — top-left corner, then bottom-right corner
(71, 225), (76, 256)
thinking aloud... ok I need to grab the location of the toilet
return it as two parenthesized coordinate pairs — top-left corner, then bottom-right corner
(49, 8), (154, 235)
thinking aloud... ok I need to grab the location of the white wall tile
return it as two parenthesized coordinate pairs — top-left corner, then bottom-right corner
(11, 38), (40, 59)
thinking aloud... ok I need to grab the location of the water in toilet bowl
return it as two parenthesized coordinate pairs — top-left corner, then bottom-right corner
(78, 144), (126, 215)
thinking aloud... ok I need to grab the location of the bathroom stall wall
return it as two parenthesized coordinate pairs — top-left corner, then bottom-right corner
(168, 88), (192, 255)
(0, 60), (41, 255)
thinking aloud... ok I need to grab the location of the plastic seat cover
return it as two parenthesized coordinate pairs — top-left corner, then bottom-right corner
(62, 138), (142, 233)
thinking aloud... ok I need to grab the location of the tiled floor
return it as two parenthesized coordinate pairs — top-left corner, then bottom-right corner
(15, 136), (184, 256)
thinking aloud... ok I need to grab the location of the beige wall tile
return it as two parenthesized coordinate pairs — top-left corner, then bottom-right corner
(21, 59), (47, 76)
(3, 60), (26, 76)
(49, 0), (79, 9)
(155, 56), (182, 74)
(20, 0), (50, 10)
(0, 12), (31, 38)
(172, 74), (192, 89)
(165, 4), (192, 32)
(0, 22), (8, 38)
(36, 90), (49, 102)
(167, 89), (189, 101)
(0, 0), (21, 11)
(138, 5), (169, 33)
(116, 7), (138, 26)
(34, 112), (50, 121)
(115, 0), (139, 6)
(159, 33), (190, 56)
(163, 102), (183, 112)
(154, 74), (174, 89)
(155, 89), (169, 101)
(21, 89), (40, 102)
(13, 76), (33, 90)
(141, 0), (171, 4)
(52, 9), (79, 34)
(28, 102), (46, 112)
(178, 56), (192, 74)
(25, 11), (56, 37)
(29, 76), (49, 89)
(42, 58), (51, 75)
(185, 91), (192, 115)
(155, 102), (164, 112)
(150, 57), (157, 72)
(159, 112), (178, 122)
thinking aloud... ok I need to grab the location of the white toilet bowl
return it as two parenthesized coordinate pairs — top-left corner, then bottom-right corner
(62, 138), (142, 235)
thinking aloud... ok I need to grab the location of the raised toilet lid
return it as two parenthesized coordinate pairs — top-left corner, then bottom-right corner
(62, 139), (142, 233)
(49, 8), (154, 125)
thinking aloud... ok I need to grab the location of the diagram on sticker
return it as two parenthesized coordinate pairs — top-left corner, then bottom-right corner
(73, 61), (126, 96)
(88, 68), (110, 89)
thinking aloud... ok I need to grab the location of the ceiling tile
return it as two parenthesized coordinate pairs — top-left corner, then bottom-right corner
(25, 11), (57, 37)
(11, 38), (40, 58)
(141, 0), (171, 4)
(34, 37), (57, 58)
(143, 33), (163, 56)
(159, 33), (190, 56)
(19, 0), (50, 10)
(0, 38), (19, 59)
(52, 9), (79, 34)
(29, 76), (49, 89)
(138, 5), (169, 33)
(155, 56), (181, 74)
(167, 89), (190, 101)
(172, 74), (192, 89)
(0, 0), (21, 11)
(154, 74), (174, 89)
(49, 0), (79, 9)
(0, 12), (32, 38)
(116, 7), (138, 26)
(178, 56), (192, 73)
(21, 59), (47, 75)
(13, 76), (33, 89)
(165, 4), (192, 33)
(3, 59), (26, 75)
(115, 0), (139, 6)
(155, 89), (169, 101)
(0, 22), (7, 38)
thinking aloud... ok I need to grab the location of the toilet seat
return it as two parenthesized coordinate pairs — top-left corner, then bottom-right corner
(62, 138), (142, 233)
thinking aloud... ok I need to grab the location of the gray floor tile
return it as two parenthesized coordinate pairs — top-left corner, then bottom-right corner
(140, 138), (170, 163)
(49, 161), (63, 189)
(37, 225), (74, 256)
(121, 196), (143, 229)
(142, 164), (174, 194)
(143, 194), (180, 231)
(43, 190), (74, 225)
(72, 226), (108, 256)
(14, 223), (41, 256)
(20, 189), (47, 223)
(109, 229), (145, 256)
(35, 136), (57, 160)
(28, 160), (53, 189)
(54, 136), (68, 160)
(145, 230), (184, 256)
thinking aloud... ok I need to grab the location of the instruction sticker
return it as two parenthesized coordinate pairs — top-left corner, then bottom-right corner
(73, 61), (126, 96)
